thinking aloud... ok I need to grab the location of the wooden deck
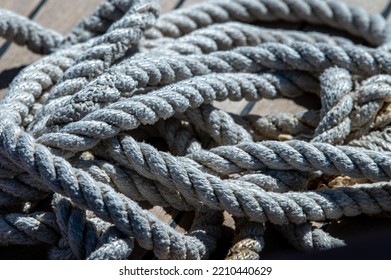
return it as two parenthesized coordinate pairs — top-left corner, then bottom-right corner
(1, 0), (391, 259)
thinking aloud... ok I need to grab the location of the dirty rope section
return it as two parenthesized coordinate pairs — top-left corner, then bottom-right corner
(1, 0), (391, 259)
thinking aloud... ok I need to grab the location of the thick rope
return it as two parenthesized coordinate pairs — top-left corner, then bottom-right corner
(1, 0), (391, 259)
(275, 222), (345, 251)
(145, 0), (391, 45)
(141, 22), (354, 54)
(0, 8), (63, 54)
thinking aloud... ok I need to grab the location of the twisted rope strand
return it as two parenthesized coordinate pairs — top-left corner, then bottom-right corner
(275, 222), (345, 251)
(33, 42), (391, 151)
(189, 140), (391, 180)
(1, 0), (391, 260)
(50, 194), (134, 260)
(312, 67), (353, 144)
(142, 22), (354, 55)
(349, 127), (391, 151)
(145, 0), (391, 46)
(0, 212), (59, 246)
(0, 8), (63, 54)
(241, 110), (320, 140)
(61, 0), (155, 46)
(0, 125), (218, 259)
(96, 135), (391, 223)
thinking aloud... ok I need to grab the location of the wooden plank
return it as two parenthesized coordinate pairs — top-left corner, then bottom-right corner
(33, 0), (102, 35)
(160, 0), (182, 13)
(0, 0), (41, 14)
(342, 0), (389, 14)
(251, 99), (307, 117)
(383, 0), (391, 19)
(214, 100), (248, 114)
(181, 0), (201, 7)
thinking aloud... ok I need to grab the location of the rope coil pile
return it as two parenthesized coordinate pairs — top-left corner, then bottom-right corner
(1, 0), (391, 259)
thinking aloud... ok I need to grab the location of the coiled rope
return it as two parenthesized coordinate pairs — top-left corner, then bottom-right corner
(1, 0), (391, 259)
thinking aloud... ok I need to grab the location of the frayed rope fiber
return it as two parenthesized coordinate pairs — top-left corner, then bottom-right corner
(1, 0), (391, 259)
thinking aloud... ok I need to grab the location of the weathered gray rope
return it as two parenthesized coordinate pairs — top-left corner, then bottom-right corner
(1, 125), (221, 259)
(0, 212), (59, 246)
(1, 0), (391, 260)
(0, 176), (49, 207)
(0, 8), (63, 54)
(34, 70), (320, 150)
(75, 157), (311, 208)
(31, 42), (391, 151)
(175, 107), (314, 193)
(142, 22), (354, 54)
(96, 136), (391, 222)
(0, 0), (153, 54)
(241, 110), (320, 141)
(187, 140), (391, 181)
(25, 0), (160, 133)
(275, 222), (346, 251)
(51, 0), (160, 98)
(73, 159), (194, 211)
(145, 0), (391, 45)
(4, 121), (391, 226)
(157, 119), (205, 156)
(0, 199), (135, 259)
(2, 48), (83, 129)
(310, 70), (391, 144)
(349, 127), (391, 151)
(236, 170), (312, 193)
(61, 0), (154, 46)
(181, 104), (253, 145)
(4, 126), (222, 259)
(312, 67), (353, 144)
(347, 75), (391, 140)
(50, 194), (134, 260)
(33, 22), (337, 133)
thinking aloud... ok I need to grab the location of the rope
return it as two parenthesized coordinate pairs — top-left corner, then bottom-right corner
(1, 0), (391, 260)
(225, 218), (265, 260)
(0, 8), (63, 54)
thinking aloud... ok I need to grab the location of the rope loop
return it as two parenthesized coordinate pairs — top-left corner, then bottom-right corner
(1, 0), (391, 259)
